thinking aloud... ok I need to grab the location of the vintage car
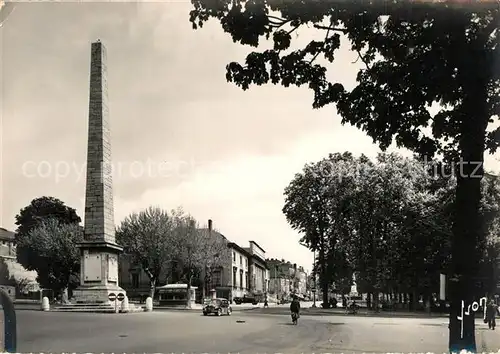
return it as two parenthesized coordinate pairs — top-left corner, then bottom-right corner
(233, 294), (259, 305)
(203, 298), (232, 316)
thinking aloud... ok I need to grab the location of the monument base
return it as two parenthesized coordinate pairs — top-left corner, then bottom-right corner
(73, 242), (125, 304)
(72, 284), (126, 304)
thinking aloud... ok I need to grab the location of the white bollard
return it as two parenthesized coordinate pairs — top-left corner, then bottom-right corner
(145, 297), (153, 312)
(41, 297), (50, 311)
(121, 296), (130, 313)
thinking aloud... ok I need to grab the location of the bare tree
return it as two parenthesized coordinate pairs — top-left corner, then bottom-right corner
(174, 215), (230, 308)
(199, 222), (230, 299)
(116, 207), (178, 300)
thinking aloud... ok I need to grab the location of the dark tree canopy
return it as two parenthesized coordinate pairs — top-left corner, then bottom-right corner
(15, 196), (81, 236)
(16, 219), (83, 296)
(190, 1), (499, 160)
(15, 196), (82, 270)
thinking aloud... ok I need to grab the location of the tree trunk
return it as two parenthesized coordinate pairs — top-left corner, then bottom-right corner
(186, 270), (193, 309)
(149, 279), (156, 300)
(373, 291), (379, 312)
(202, 266), (207, 300)
(143, 267), (156, 301)
(61, 288), (69, 304)
(412, 289), (419, 311)
(448, 84), (488, 353)
(319, 247), (329, 308)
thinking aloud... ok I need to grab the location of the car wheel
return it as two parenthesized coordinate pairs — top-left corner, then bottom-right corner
(227, 308), (232, 316)
(203, 312), (208, 316)
(217, 309), (222, 316)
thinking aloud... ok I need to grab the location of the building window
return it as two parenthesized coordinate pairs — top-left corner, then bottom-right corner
(245, 272), (249, 290)
(233, 252), (236, 262)
(239, 270), (243, 289)
(245, 259), (247, 267)
(233, 267), (237, 287)
(132, 273), (139, 288)
(213, 270), (222, 287)
(240, 255), (242, 265)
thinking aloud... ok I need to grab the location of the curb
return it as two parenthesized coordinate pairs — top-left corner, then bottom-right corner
(243, 308), (450, 319)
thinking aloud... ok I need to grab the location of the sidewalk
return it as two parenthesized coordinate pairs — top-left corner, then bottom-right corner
(305, 308), (449, 318)
(244, 305), (453, 318)
(478, 324), (500, 352)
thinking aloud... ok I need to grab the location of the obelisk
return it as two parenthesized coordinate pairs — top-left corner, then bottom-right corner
(72, 40), (126, 304)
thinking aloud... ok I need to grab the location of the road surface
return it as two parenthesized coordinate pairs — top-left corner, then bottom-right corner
(9, 310), (500, 353)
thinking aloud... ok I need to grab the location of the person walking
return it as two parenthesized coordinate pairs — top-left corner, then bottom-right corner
(486, 299), (500, 330)
(290, 295), (301, 324)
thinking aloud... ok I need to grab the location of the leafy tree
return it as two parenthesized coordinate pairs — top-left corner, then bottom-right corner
(189, 2), (499, 350)
(476, 174), (500, 295)
(15, 219), (82, 297)
(15, 197), (81, 269)
(326, 247), (353, 295)
(116, 206), (179, 299)
(0, 259), (17, 288)
(283, 152), (357, 307)
(0, 259), (38, 294)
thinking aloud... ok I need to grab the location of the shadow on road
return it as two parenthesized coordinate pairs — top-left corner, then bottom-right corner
(278, 322), (295, 326)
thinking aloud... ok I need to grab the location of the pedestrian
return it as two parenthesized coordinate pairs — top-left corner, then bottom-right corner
(290, 295), (301, 324)
(486, 299), (500, 330)
(264, 298), (269, 308)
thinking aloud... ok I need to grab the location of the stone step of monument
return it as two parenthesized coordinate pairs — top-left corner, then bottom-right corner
(53, 303), (116, 313)
(53, 303), (145, 313)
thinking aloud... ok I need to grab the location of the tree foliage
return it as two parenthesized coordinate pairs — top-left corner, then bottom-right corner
(116, 206), (180, 299)
(170, 213), (229, 307)
(116, 207), (229, 305)
(284, 151), (499, 310)
(0, 259), (38, 294)
(283, 152), (360, 306)
(190, 1), (498, 158)
(15, 196), (82, 270)
(15, 219), (82, 296)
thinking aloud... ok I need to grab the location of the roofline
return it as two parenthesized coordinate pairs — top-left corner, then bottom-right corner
(227, 242), (252, 257)
(0, 228), (15, 241)
(249, 254), (269, 269)
(249, 240), (266, 253)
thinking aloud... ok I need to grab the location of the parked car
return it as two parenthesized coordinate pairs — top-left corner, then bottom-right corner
(203, 298), (232, 316)
(233, 295), (258, 305)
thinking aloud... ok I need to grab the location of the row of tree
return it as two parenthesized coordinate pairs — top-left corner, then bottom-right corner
(14, 198), (228, 308)
(283, 152), (500, 310)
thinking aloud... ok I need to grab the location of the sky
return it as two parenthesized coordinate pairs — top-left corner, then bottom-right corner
(1, 2), (499, 273)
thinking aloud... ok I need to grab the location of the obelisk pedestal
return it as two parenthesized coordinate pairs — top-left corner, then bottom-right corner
(72, 40), (126, 304)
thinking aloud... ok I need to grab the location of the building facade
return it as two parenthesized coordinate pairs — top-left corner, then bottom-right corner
(118, 220), (230, 300)
(267, 258), (308, 300)
(244, 241), (269, 295)
(118, 220), (271, 304)
(0, 228), (16, 260)
(226, 242), (250, 299)
(0, 227), (39, 296)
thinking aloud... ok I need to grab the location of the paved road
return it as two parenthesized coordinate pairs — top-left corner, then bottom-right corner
(9, 310), (500, 353)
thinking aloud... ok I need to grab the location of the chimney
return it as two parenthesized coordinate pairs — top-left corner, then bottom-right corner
(208, 219), (213, 232)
